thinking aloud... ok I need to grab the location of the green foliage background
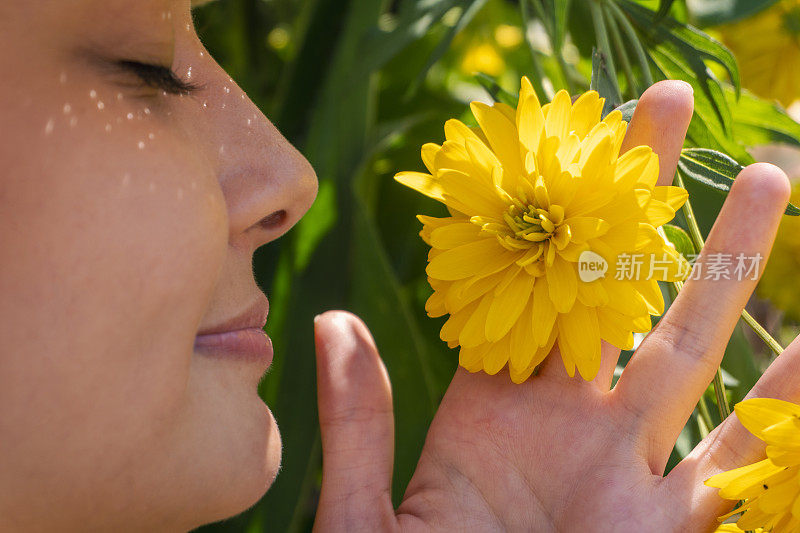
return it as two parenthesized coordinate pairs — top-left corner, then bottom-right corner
(191, 0), (800, 530)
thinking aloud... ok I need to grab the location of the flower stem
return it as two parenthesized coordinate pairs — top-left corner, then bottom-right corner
(696, 394), (712, 438)
(741, 309), (784, 356)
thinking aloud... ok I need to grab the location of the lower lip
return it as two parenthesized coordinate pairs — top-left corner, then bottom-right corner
(194, 328), (273, 366)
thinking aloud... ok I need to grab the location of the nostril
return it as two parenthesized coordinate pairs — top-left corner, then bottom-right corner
(258, 210), (287, 230)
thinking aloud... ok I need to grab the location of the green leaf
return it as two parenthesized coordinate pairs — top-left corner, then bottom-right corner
(725, 86), (800, 148)
(405, 0), (488, 98)
(687, 0), (780, 27)
(475, 73), (519, 107)
(553, 0), (571, 50)
(678, 148), (800, 215)
(591, 48), (622, 117)
(656, 0), (677, 20)
(359, 0), (464, 75)
(649, 43), (732, 138)
(662, 224), (695, 258)
(678, 147), (745, 193)
(618, 0), (740, 96)
(615, 99), (638, 123)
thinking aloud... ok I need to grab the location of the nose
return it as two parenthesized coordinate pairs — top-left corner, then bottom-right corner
(199, 73), (318, 252)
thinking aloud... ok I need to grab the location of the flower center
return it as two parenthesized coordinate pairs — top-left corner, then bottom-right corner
(472, 198), (571, 268)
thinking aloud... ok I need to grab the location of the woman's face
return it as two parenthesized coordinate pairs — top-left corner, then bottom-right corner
(0, 1), (317, 529)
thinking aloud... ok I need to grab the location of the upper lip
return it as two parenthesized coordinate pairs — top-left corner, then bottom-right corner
(196, 295), (269, 336)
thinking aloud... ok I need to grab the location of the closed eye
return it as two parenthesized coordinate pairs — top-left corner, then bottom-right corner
(118, 60), (198, 95)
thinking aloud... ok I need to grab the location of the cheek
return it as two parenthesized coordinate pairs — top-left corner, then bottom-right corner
(0, 91), (229, 511)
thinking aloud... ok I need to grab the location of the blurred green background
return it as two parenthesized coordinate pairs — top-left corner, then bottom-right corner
(191, 0), (800, 530)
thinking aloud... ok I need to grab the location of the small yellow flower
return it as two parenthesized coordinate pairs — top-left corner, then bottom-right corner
(395, 77), (689, 382)
(758, 183), (800, 322)
(494, 24), (524, 49)
(706, 398), (800, 532)
(460, 42), (505, 76)
(719, 0), (800, 106)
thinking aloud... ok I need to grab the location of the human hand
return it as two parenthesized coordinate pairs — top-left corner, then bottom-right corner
(312, 81), (796, 532)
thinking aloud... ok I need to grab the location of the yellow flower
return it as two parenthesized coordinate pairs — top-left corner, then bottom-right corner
(460, 42), (505, 76)
(719, 0), (800, 106)
(714, 524), (765, 532)
(494, 24), (524, 49)
(395, 77), (689, 383)
(758, 183), (800, 322)
(706, 398), (800, 532)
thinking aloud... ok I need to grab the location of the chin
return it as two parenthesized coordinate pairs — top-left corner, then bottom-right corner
(182, 402), (282, 531)
(215, 407), (281, 524)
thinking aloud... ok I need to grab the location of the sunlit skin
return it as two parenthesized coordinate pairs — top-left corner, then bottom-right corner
(0, 1), (317, 530)
(1, 1), (800, 532)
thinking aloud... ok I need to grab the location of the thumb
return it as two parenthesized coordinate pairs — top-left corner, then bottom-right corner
(313, 310), (397, 532)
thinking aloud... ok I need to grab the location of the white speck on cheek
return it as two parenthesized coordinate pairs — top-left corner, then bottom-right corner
(44, 118), (54, 136)
(167, 11), (172, 20)
(148, 132), (155, 140)
(185, 23), (191, 31)
(105, 123), (112, 132)
(199, 51), (205, 57)
(89, 89), (97, 99)
(144, 107), (151, 115)
(223, 86), (230, 94)
(138, 141), (145, 150)
(69, 116), (78, 127)
(63, 103), (71, 114)
(97, 101), (105, 110)
(127, 113), (134, 120)
(202, 101), (208, 109)
(247, 118), (251, 126)
(186, 66), (192, 79)
(219, 145), (225, 155)
(117, 92), (124, 101)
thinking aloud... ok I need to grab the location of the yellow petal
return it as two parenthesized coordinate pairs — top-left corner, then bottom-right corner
(430, 222), (483, 249)
(644, 198), (676, 227)
(435, 140), (478, 177)
(459, 294), (494, 347)
(395, 171), (445, 202)
(544, 90), (571, 140)
(564, 216), (609, 242)
(459, 343), (490, 372)
(568, 91), (603, 138)
(546, 254), (578, 313)
(483, 334), (511, 374)
(614, 146), (656, 191)
(470, 101), (524, 191)
(421, 143), (440, 173)
(426, 237), (505, 281)
(735, 398), (800, 440)
(557, 303), (601, 380)
(532, 277), (557, 346)
(485, 270), (535, 342)
(437, 169), (507, 216)
(651, 185), (689, 211)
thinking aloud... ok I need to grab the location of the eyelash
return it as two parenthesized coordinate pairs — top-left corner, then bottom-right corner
(118, 61), (197, 95)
